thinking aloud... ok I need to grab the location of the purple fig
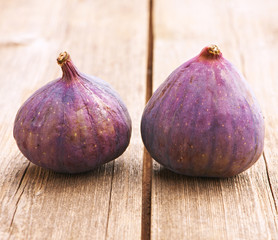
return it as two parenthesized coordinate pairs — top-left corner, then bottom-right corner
(141, 45), (264, 177)
(14, 52), (131, 173)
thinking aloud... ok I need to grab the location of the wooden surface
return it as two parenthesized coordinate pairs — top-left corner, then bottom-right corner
(0, 0), (147, 240)
(0, 0), (277, 239)
(152, 0), (278, 239)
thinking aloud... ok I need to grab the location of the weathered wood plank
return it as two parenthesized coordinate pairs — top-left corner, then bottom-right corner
(0, 0), (148, 239)
(151, 0), (278, 239)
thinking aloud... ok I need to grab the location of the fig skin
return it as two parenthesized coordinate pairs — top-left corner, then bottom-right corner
(141, 45), (264, 178)
(14, 52), (131, 173)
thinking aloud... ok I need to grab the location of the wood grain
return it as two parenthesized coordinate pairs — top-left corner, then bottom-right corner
(0, 0), (148, 239)
(151, 0), (278, 239)
(1, 0), (278, 239)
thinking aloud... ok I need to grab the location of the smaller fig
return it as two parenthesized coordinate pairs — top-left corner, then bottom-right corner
(14, 52), (132, 173)
(141, 45), (264, 177)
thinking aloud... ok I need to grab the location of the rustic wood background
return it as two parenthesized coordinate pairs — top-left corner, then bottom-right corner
(0, 0), (277, 239)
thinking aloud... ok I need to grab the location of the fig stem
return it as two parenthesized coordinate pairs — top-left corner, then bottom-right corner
(57, 52), (70, 65)
(57, 52), (80, 80)
(208, 45), (221, 56)
(199, 44), (222, 60)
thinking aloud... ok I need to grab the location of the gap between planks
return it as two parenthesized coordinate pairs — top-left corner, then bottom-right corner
(141, 0), (154, 240)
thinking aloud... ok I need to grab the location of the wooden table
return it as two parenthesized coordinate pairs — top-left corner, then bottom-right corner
(0, 0), (277, 239)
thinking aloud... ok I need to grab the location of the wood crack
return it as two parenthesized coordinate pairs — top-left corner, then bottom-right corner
(105, 160), (115, 240)
(12, 162), (29, 198)
(141, 0), (154, 239)
(9, 162), (30, 233)
(263, 152), (278, 214)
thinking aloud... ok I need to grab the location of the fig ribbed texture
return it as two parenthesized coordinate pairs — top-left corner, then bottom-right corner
(141, 45), (264, 177)
(14, 52), (131, 173)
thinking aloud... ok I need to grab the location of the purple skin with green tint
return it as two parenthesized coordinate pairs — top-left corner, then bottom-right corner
(141, 45), (265, 177)
(13, 52), (131, 173)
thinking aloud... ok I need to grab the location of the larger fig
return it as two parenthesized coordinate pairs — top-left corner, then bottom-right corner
(14, 52), (131, 173)
(141, 45), (264, 177)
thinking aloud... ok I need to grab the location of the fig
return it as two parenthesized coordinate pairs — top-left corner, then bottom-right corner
(141, 45), (264, 177)
(14, 52), (131, 173)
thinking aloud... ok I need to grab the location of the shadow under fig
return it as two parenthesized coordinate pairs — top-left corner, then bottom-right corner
(22, 159), (122, 193)
(153, 165), (247, 185)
